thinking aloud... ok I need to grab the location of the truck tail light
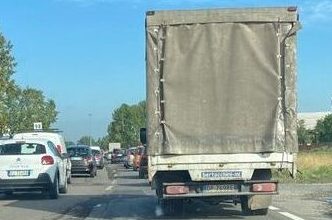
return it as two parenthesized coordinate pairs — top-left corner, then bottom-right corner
(252, 183), (277, 192)
(165, 185), (189, 195)
(41, 155), (54, 165)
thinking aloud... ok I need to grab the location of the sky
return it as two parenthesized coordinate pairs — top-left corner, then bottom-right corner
(0, 0), (331, 141)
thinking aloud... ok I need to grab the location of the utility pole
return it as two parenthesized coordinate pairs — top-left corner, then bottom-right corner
(88, 113), (92, 146)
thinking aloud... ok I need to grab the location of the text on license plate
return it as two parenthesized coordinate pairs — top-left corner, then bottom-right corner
(8, 170), (30, 177)
(201, 171), (242, 179)
(202, 184), (238, 193)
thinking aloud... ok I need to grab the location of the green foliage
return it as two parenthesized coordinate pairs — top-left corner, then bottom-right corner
(65, 141), (75, 147)
(95, 135), (110, 151)
(0, 32), (58, 135)
(297, 120), (315, 145)
(315, 114), (332, 143)
(107, 101), (146, 148)
(77, 136), (96, 146)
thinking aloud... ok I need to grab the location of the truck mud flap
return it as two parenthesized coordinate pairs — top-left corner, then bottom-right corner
(248, 195), (272, 210)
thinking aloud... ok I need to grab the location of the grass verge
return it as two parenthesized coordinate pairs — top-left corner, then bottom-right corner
(273, 149), (332, 183)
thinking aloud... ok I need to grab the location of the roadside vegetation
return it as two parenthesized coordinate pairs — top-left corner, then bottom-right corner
(274, 114), (332, 183)
(274, 146), (332, 183)
(0, 32), (57, 135)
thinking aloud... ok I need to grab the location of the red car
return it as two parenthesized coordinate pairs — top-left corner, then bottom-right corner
(133, 146), (145, 171)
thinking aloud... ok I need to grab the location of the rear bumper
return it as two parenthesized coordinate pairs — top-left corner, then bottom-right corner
(111, 158), (124, 163)
(161, 180), (278, 199)
(0, 173), (52, 192)
(71, 165), (91, 174)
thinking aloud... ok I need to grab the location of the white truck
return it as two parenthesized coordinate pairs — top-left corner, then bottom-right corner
(108, 142), (121, 152)
(143, 7), (300, 215)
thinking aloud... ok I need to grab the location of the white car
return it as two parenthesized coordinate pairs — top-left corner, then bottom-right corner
(0, 139), (68, 199)
(13, 132), (72, 184)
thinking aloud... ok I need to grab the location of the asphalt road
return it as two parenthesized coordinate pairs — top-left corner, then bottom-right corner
(0, 163), (331, 220)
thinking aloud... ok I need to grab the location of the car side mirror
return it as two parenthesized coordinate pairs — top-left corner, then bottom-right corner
(140, 128), (147, 145)
(61, 153), (69, 158)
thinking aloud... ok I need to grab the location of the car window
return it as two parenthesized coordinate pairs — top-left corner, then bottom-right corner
(92, 149), (101, 155)
(0, 143), (46, 155)
(68, 147), (90, 157)
(48, 141), (61, 157)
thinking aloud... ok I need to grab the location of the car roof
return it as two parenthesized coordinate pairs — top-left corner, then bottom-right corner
(13, 132), (63, 138)
(0, 138), (50, 145)
(68, 145), (90, 148)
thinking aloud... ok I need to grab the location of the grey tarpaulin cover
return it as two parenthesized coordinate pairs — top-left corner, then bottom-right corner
(146, 8), (300, 155)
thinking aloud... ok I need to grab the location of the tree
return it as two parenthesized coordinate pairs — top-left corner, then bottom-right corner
(95, 135), (110, 151)
(0, 32), (16, 135)
(7, 88), (58, 134)
(0, 32), (58, 135)
(65, 141), (75, 147)
(77, 136), (96, 146)
(297, 119), (310, 145)
(107, 101), (146, 148)
(315, 114), (332, 143)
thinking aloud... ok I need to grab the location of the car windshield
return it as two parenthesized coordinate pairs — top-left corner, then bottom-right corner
(0, 143), (46, 155)
(67, 147), (90, 157)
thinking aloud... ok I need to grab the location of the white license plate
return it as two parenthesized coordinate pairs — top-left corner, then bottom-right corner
(71, 157), (82, 160)
(202, 184), (238, 193)
(8, 170), (30, 177)
(201, 171), (242, 179)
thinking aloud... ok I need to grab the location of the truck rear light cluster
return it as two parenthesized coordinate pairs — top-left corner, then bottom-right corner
(252, 183), (277, 192)
(165, 185), (189, 195)
(41, 155), (54, 165)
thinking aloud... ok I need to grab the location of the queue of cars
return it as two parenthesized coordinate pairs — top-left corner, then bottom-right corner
(0, 131), (105, 199)
(106, 146), (148, 179)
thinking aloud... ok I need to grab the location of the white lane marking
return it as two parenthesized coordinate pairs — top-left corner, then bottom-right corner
(269, 206), (280, 210)
(279, 212), (305, 220)
(105, 185), (113, 191)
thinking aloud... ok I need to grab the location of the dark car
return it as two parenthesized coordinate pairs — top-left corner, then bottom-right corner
(67, 145), (97, 177)
(111, 148), (125, 164)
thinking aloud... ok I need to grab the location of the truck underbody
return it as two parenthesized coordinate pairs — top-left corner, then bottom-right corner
(149, 153), (295, 215)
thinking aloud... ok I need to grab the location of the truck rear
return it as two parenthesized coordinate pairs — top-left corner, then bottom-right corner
(144, 7), (300, 215)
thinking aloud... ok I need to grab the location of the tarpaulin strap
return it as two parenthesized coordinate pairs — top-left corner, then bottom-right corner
(158, 24), (168, 147)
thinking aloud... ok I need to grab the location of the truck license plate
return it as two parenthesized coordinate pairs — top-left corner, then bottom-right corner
(201, 171), (242, 179)
(202, 184), (238, 193)
(8, 170), (30, 177)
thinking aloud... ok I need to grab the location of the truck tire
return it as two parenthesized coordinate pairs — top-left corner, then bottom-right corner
(161, 199), (184, 216)
(139, 169), (144, 179)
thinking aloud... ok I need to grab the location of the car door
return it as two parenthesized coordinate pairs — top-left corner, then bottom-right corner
(47, 141), (66, 186)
